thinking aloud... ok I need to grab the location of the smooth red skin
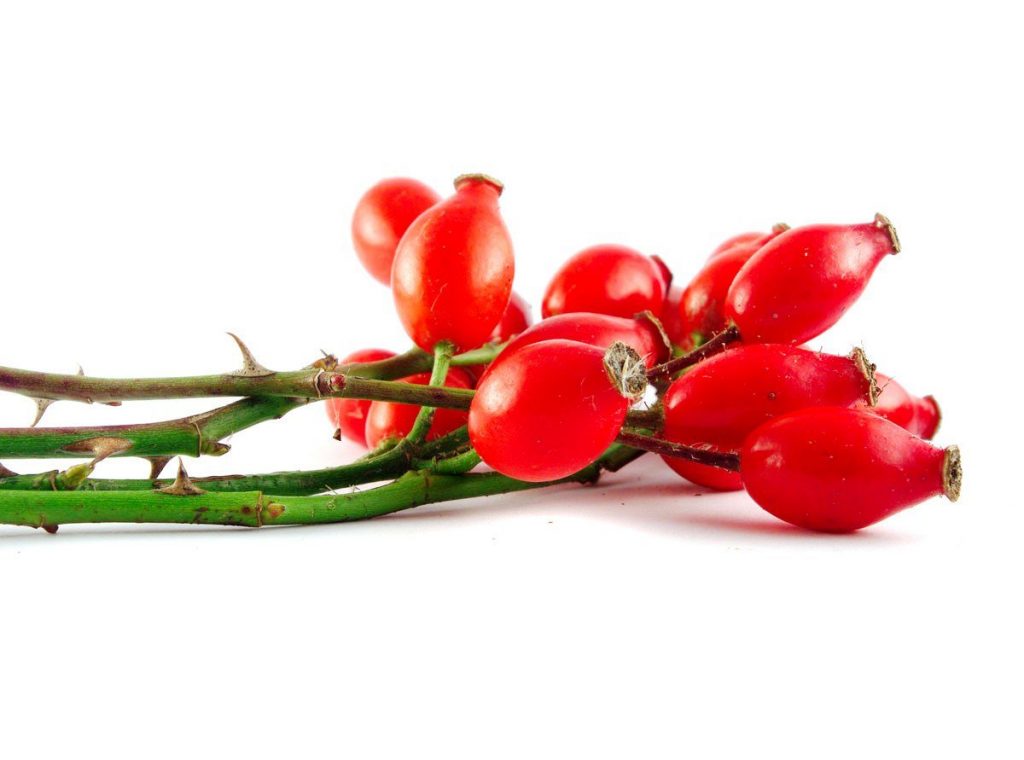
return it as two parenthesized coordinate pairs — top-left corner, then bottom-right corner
(325, 348), (397, 446)
(485, 312), (670, 378)
(678, 245), (759, 351)
(542, 244), (667, 319)
(364, 368), (474, 449)
(351, 178), (440, 285)
(859, 372), (941, 440)
(741, 407), (948, 532)
(469, 340), (630, 482)
(392, 177), (514, 352)
(708, 231), (771, 259)
(488, 291), (533, 344)
(725, 221), (897, 345)
(661, 344), (875, 491)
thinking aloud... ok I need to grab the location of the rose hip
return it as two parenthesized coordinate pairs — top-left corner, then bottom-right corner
(706, 223), (789, 261)
(325, 347), (397, 446)
(741, 407), (961, 532)
(351, 178), (440, 285)
(725, 215), (899, 344)
(859, 372), (941, 439)
(486, 312), (671, 376)
(470, 340), (646, 482)
(661, 344), (878, 491)
(364, 367), (475, 449)
(542, 244), (667, 319)
(392, 174), (514, 352)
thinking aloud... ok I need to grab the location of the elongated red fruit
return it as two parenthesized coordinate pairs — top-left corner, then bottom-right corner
(351, 178), (440, 285)
(725, 215), (899, 344)
(470, 340), (646, 482)
(392, 174), (514, 352)
(325, 347), (397, 445)
(662, 344), (878, 491)
(680, 226), (790, 349)
(486, 312), (671, 375)
(542, 244), (667, 319)
(707, 223), (789, 261)
(860, 372), (941, 439)
(741, 407), (961, 532)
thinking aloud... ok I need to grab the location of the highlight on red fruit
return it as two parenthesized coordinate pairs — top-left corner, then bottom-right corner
(660, 284), (688, 347)
(661, 344), (879, 491)
(351, 178), (440, 285)
(325, 348), (397, 446)
(860, 372), (941, 439)
(489, 291), (533, 344)
(392, 173), (514, 352)
(364, 367), (474, 449)
(470, 340), (646, 482)
(487, 311), (671, 376)
(542, 244), (667, 319)
(741, 406), (961, 533)
(725, 214), (900, 345)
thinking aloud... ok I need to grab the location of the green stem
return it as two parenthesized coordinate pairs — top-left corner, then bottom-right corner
(403, 342), (454, 446)
(0, 396), (302, 460)
(0, 426), (475, 496)
(0, 445), (642, 531)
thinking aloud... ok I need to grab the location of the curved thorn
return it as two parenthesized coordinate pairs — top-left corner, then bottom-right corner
(30, 397), (56, 427)
(226, 332), (274, 377)
(158, 458), (206, 496)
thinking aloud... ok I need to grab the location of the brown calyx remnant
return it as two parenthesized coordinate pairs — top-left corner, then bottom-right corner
(943, 446), (962, 502)
(874, 213), (901, 253)
(453, 173), (504, 195)
(634, 310), (674, 362)
(849, 347), (880, 406)
(603, 342), (648, 402)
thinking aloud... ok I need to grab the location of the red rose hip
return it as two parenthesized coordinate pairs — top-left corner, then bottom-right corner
(741, 407), (961, 533)
(470, 340), (646, 482)
(542, 244), (667, 319)
(488, 291), (533, 344)
(661, 344), (878, 491)
(863, 372), (941, 439)
(325, 347), (397, 446)
(364, 367), (475, 449)
(725, 215), (899, 344)
(351, 178), (440, 285)
(392, 174), (514, 352)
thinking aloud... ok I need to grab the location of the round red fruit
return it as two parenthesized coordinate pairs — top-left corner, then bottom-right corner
(542, 244), (667, 319)
(325, 348), (397, 446)
(392, 174), (514, 352)
(364, 367), (474, 449)
(470, 340), (645, 482)
(741, 407), (961, 532)
(351, 178), (440, 285)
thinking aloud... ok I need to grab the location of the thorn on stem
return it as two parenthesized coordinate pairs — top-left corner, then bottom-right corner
(62, 436), (133, 464)
(42, 524), (59, 534)
(30, 397), (56, 427)
(158, 458), (207, 496)
(146, 456), (173, 480)
(226, 332), (274, 377)
(0, 462), (18, 478)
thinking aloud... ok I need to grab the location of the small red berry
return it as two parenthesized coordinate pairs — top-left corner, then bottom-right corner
(488, 291), (533, 344)
(725, 215), (899, 345)
(661, 344), (878, 491)
(351, 178), (440, 285)
(859, 372), (941, 439)
(325, 348), (397, 446)
(542, 244), (667, 319)
(364, 367), (474, 449)
(487, 312), (671, 376)
(470, 340), (646, 482)
(392, 174), (514, 352)
(741, 407), (961, 532)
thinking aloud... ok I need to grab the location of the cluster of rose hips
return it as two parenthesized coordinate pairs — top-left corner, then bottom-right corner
(329, 174), (960, 533)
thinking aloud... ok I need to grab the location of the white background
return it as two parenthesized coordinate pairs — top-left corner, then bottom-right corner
(1, 2), (1020, 757)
